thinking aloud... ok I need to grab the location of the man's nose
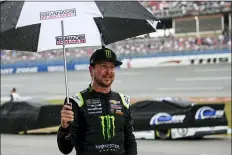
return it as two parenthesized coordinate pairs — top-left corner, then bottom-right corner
(105, 68), (111, 73)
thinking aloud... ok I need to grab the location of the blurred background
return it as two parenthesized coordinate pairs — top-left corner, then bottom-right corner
(1, 1), (231, 65)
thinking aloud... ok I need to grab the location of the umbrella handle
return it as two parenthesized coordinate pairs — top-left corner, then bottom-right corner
(61, 20), (70, 105)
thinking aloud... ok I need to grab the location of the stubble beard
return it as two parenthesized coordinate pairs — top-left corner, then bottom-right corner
(94, 76), (114, 88)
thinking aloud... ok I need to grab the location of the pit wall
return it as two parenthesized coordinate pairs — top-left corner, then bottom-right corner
(1, 49), (231, 75)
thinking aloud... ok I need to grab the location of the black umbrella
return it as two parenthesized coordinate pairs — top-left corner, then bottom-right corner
(0, 1), (160, 103)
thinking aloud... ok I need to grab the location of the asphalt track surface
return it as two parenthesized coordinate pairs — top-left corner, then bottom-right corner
(1, 64), (231, 155)
(1, 64), (231, 100)
(1, 134), (231, 155)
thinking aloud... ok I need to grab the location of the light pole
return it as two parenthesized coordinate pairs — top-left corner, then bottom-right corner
(195, 16), (201, 51)
(195, 16), (199, 37)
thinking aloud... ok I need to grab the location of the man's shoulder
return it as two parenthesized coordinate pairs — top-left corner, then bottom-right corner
(72, 87), (90, 96)
(68, 88), (88, 107)
(112, 91), (131, 109)
(111, 90), (129, 96)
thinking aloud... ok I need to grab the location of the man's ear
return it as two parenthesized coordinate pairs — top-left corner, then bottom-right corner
(89, 65), (93, 77)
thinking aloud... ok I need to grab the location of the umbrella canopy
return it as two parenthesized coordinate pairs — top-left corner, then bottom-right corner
(0, 1), (160, 52)
(0, 1), (160, 104)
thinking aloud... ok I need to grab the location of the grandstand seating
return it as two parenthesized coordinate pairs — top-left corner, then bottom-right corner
(1, 33), (231, 63)
(141, 1), (231, 18)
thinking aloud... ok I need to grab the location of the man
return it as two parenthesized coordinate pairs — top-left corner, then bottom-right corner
(10, 87), (20, 101)
(57, 47), (137, 155)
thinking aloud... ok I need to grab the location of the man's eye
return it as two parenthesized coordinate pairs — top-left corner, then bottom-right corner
(101, 64), (107, 68)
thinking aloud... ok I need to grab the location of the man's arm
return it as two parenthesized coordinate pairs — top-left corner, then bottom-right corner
(57, 97), (82, 154)
(124, 107), (137, 155)
(57, 125), (73, 154)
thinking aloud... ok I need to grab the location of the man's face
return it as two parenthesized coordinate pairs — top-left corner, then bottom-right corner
(90, 61), (116, 88)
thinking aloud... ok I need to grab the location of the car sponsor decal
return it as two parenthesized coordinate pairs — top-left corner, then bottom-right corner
(195, 106), (224, 120)
(177, 128), (188, 136)
(150, 113), (186, 125)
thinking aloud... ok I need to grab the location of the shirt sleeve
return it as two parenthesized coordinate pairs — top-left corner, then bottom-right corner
(124, 107), (137, 155)
(57, 125), (73, 154)
(57, 96), (83, 154)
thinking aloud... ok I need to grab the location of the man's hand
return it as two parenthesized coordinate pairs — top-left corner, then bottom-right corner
(61, 104), (74, 128)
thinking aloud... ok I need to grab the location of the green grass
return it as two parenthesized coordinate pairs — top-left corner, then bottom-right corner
(46, 99), (63, 105)
(46, 99), (231, 128)
(225, 102), (231, 128)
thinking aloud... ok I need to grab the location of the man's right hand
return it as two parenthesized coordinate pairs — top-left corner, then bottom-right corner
(61, 104), (74, 128)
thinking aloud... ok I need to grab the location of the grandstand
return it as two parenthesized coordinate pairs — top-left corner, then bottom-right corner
(142, 1), (231, 19)
(1, 1), (231, 64)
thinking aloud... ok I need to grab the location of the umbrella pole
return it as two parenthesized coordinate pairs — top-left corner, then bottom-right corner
(61, 20), (70, 105)
(100, 33), (105, 48)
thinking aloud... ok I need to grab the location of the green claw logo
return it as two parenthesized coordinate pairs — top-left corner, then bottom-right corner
(99, 115), (115, 140)
(105, 50), (112, 58)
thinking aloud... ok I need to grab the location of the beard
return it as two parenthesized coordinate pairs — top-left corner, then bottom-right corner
(94, 75), (114, 88)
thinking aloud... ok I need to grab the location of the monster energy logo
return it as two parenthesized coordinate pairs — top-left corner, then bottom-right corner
(99, 115), (115, 140)
(105, 50), (112, 58)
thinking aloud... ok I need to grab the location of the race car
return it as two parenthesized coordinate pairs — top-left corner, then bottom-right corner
(130, 98), (229, 139)
(0, 99), (63, 134)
